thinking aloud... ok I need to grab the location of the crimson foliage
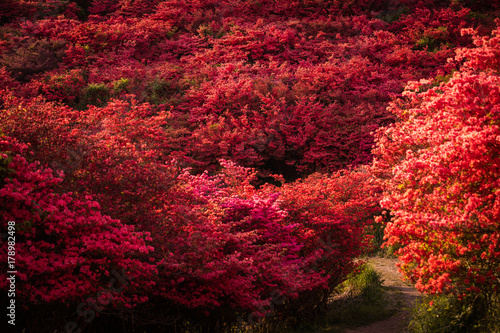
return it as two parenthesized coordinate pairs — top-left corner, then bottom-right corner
(0, 93), (378, 330)
(0, 136), (155, 315)
(0, 0), (498, 331)
(1, 0), (485, 175)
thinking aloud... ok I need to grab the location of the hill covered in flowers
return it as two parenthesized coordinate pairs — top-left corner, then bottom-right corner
(1, 0), (499, 332)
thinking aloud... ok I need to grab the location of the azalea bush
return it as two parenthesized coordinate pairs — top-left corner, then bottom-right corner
(0, 135), (156, 330)
(150, 162), (373, 328)
(373, 21), (500, 330)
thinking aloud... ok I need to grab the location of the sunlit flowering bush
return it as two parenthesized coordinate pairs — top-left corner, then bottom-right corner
(373, 21), (500, 321)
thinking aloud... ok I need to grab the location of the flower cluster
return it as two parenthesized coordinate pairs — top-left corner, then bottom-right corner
(373, 22), (500, 300)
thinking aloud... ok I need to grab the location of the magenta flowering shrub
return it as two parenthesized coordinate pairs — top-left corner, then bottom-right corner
(0, 136), (156, 307)
(152, 162), (326, 319)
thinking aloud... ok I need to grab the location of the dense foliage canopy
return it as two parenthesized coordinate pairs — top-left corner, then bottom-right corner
(1, 0), (499, 331)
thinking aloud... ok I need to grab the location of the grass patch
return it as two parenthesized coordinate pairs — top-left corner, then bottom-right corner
(324, 263), (397, 330)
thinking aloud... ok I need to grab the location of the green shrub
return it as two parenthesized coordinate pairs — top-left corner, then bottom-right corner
(409, 294), (500, 333)
(378, 6), (409, 24)
(146, 79), (173, 104)
(80, 83), (110, 107)
(414, 27), (449, 52)
(112, 77), (130, 94)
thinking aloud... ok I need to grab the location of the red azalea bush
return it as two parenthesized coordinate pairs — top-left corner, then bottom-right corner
(155, 162), (379, 327)
(268, 168), (382, 310)
(373, 21), (500, 327)
(0, 135), (156, 329)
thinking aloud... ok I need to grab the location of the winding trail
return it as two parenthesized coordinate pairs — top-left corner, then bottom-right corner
(344, 257), (421, 333)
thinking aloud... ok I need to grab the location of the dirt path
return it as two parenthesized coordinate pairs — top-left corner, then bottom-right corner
(343, 257), (421, 333)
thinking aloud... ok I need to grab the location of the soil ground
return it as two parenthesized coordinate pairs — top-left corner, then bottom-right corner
(343, 257), (421, 333)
